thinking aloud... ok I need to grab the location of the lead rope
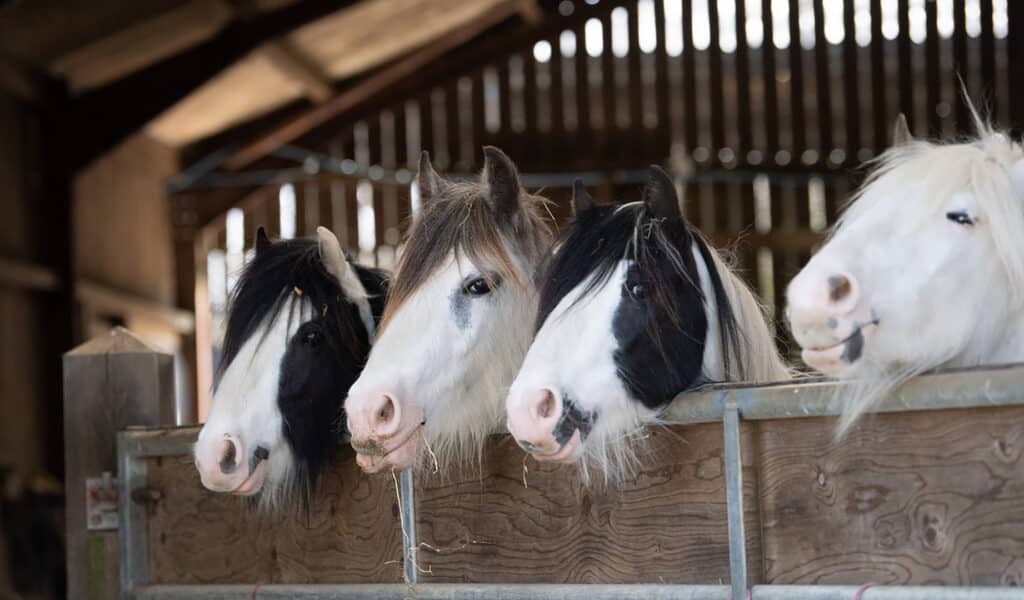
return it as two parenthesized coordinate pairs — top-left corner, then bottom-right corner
(248, 582), (263, 599)
(851, 582), (878, 599)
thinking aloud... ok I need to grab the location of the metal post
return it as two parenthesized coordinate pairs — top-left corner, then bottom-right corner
(119, 432), (150, 598)
(399, 469), (417, 584)
(723, 400), (748, 600)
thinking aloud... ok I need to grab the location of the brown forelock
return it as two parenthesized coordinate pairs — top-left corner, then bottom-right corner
(379, 180), (553, 331)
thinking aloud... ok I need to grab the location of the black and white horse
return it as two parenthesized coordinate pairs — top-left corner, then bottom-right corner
(194, 226), (387, 508)
(507, 167), (790, 481)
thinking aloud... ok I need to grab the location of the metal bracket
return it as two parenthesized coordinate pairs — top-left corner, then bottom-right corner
(723, 400), (748, 600)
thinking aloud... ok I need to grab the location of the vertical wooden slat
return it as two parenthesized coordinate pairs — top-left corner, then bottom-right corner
(419, 94), (435, 161)
(952, 0), (969, 133)
(393, 102), (408, 170)
(869, 0), (887, 152)
(897, 0), (913, 131)
(788, 0), (806, 158)
(1009, 0), (1024, 135)
(627, 3), (644, 138)
(444, 80), (460, 169)
(708, 0), (725, 154)
(472, 70), (486, 166)
(979, 0), (996, 120)
(574, 22), (592, 149)
(841, 0), (859, 155)
(549, 32), (565, 138)
(735, 0), (752, 157)
(600, 11), (618, 161)
(498, 59), (512, 136)
(303, 181), (320, 236)
(925, 0), (941, 136)
(762, 0), (779, 156)
(523, 55), (539, 146)
(814, 0), (834, 155)
(654, 0), (671, 153)
(682, 0), (698, 152)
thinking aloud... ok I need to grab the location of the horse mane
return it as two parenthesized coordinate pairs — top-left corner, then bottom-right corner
(380, 179), (552, 331)
(218, 238), (388, 385)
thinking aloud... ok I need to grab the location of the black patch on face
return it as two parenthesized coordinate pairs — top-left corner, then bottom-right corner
(841, 327), (865, 364)
(218, 235), (389, 499)
(449, 288), (471, 330)
(536, 201), (743, 414)
(553, 392), (597, 445)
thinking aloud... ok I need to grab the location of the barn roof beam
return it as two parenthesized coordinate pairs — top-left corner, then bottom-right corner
(223, 0), (557, 171)
(66, 0), (356, 171)
(259, 40), (335, 104)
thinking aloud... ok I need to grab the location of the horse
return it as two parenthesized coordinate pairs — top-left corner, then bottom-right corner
(193, 226), (388, 508)
(345, 147), (553, 474)
(786, 111), (1024, 434)
(506, 167), (790, 482)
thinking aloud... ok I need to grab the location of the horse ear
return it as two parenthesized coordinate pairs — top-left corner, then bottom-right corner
(255, 226), (272, 255)
(643, 165), (681, 221)
(892, 113), (913, 147)
(316, 226), (351, 283)
(482, 146), (522, 222)
(416, 151), (444, 204)
(571, 179), (594, 216)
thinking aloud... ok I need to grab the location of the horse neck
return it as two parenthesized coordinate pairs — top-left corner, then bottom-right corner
(697, 244), (792, 383)
(959, 307), (1024, 367)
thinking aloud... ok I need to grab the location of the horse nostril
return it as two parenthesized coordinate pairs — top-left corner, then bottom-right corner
(219, 439), (238, 474)
(828, 274), (853, 303)
(377, 396), (395, 424)
(538, 390), (556, 420)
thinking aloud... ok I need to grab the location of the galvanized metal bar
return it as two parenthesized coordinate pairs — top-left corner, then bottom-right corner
(723, 401), (748, 600)
(751, 585), (1023, 599)
(119, 426), (200, 457)
(128, 584), (1023, 600)
(130, 583), (731, 600)
(119, 431), (151, 599)
(398, 468), (417, 584)
(663, 364), (1024, 425)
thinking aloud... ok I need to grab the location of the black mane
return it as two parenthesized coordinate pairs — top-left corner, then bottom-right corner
(535, 200), (743, 408)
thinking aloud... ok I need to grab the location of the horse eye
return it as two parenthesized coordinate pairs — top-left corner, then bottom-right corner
(463, 277), (492, 296)
(303, 330), (323, 347)
(630, 283), (647, 299)
(946, 211), (975, 226)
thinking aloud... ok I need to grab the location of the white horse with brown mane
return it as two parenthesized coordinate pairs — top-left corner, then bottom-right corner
(788, 111), (1024, 434)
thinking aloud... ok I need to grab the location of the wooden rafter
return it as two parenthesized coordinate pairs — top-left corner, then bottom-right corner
(223, 0), (560, 170)
(259, 40), (334, 103)
(66, 0), (356, 170)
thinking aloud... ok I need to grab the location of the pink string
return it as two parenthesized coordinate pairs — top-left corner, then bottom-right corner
(248, 583), (263, 600)
(851, 583), (878, 600)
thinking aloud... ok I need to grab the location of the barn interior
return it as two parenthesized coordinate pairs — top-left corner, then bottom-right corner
(0, 0), (1020, 596)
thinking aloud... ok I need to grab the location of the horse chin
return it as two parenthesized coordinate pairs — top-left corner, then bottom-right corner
(531, 429), (583, 463)
(801, 322), (877, 376)
(354, 428), (421, 473)
(231, 461), (268, 496)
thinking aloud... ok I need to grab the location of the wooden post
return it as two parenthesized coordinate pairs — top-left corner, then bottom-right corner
(63, 327), (175, 599)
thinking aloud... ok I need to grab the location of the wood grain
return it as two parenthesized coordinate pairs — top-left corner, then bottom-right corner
(413, 423), (761, 584)
(146, 445), (403, 585)
(757, 407), (1024, 586)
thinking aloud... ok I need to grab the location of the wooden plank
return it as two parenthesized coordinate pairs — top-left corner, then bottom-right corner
(444, 80), (461, 169)
(788, 0), (806, 158)
(952, 0), (969, 133)
(925, 0), (941, 136)
(897, 0), (913, 131)
(472, 70), (486, 166)
(548, 31), (565, 138)
(574, 22), (592, 149)
(761, 0), (779, 156)
(224, 0), (523, 171)
(523, 52), (539, 147)
(870, 0), (887, 152)
(682, 0), (697, 152)
(145, 442), (404, 584)
(627, 3), (644, 142)
(415, 423), (761, 584)
(760, 406), (1024, 585)
(979, 0), (995, 120)
(707, 0), (725, 154)
(734, 0), (752, 157)
(601, 11), (617, 140)
(842, 0), (859, 156)
(63, 328), (176, 596)
(653, 0), (670, 153)
(420, 93), (436, 161)
(259, 40), (334, 104)
(0, 256), (60, 292)
(69, 0), (352, 170)
(813, 0), (834, 155)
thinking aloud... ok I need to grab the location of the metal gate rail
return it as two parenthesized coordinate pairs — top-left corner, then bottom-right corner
(119, 364), (1024, 599)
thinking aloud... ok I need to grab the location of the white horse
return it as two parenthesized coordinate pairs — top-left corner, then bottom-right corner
(787, 112), (1024, 434)
(345, 147), (553, 473)
(507, 168), (790, 482)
